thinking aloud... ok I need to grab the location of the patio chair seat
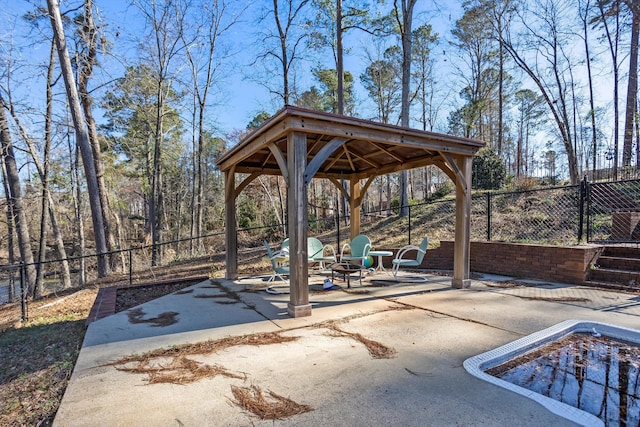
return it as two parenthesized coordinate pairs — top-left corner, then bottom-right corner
(391, 237), (429, 278)
(264, 240), (289, 284)
(340, 234), (371, 264)
(307, 237), (336, 269)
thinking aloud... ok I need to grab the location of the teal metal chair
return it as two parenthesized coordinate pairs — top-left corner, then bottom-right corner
(263, 240), (290, 284)
(307, 237), (337, 269)
(391, 237), (429, 279)
(340, 234), (371, 264)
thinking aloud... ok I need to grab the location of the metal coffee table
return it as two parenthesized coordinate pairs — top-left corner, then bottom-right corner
(330, 262), (365, 288)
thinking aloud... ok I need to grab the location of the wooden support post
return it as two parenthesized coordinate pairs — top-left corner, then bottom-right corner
(287, 131), (311, 317)
(349, 179), (361, 239)
(452, 156), (472, 288)
(224, 170), (238, 280)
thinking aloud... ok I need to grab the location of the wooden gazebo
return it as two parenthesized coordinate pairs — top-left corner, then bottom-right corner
(216, 106), (485, 317)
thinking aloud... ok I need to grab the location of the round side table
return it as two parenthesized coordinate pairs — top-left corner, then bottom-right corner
(368, 250), (393, 273)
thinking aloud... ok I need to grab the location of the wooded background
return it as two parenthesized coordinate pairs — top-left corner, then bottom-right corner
(1, 0), (638, 297)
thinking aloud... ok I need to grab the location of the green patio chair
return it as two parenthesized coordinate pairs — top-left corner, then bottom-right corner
(307, 237), (337, 269)
(340, 234), (371, 265)
(264, 240), (289, 284)
(391, 237), (429, 279)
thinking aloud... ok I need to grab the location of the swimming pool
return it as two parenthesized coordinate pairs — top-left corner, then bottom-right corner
(464, 320), (640, 427)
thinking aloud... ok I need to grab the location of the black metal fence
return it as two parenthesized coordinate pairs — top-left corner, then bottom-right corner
(361, 178), (640, 247)
(3, 178), (640, 320)
(587, 179), (640, 243)
(0, 231), (227, 313)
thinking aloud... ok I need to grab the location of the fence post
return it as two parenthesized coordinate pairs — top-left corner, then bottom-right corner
(336, 205), (341, 258)
(408, 203), (412, 245)
(20, 262), (27, 322)
(129, 249), (133, 286)
(486, 192), (492, 241)
(578, 176), (586, 243)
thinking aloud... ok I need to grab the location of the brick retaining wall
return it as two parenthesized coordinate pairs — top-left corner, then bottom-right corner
(416, 241), (603, 285)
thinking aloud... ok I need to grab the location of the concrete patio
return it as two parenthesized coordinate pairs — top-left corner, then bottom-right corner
(53, 270), (640, 426)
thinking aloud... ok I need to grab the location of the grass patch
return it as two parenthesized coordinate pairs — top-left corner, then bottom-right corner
(0, 288), (96, 427)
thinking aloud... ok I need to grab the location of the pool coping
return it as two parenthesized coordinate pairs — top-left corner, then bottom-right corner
(463, 319), (640, 427)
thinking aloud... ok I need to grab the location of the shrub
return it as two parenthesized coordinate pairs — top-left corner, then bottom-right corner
(472, 148), (506, 190)
(426, 182), (454, 202)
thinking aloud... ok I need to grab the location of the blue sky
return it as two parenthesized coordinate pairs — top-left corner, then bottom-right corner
(1, 1), (462, 136)
(7, 0), (617, 179)
(95, 0), (462, 135)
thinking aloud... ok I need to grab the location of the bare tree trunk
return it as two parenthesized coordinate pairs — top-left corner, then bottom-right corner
(150, 84), (164, 266)
(597, 0), (621, 179)
(0, 98), (37, 295)
(71, 143), (86, 287)
(1, 150), (16, 301)
(580, 0), (598, 174)
(636, 97), (640, 166)
(10, 40), (72, 293)
(44, 40), (72, 289)
(78, 0), (120, 271)
(336, 0), (344, 114)
(47, 0), (109, 276)
(501, 19), (580, 184)
(386, 175), (391, 215)
(189, 99), (197, 254)
(273, 0), (290, 105)
(623, 1), (639, 166)
(276, 176), (286, 235)
(36, 184), (48, 297)
(394, 0), (416, 217)
(259, 176), (284, 229)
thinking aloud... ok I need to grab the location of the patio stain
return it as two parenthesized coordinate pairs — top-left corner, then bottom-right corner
(515, 295), (592, 302)
(173, 289), (194, 295)
(230, 384), (313, 420)
(193, 294), (236, 299)
(126, 308), (179, 327)
(341, 288), (370, 294)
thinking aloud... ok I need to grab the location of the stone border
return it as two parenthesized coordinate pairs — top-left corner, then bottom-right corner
(463, 319), (640, 427)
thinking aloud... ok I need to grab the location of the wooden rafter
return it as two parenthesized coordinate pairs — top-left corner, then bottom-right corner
(342, 144), (356, 171)
(367, 140), (404, 162)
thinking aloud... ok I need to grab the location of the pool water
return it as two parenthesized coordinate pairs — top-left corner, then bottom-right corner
(486, 333), (640, 427)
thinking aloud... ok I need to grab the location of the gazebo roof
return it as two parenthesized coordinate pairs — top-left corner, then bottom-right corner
(216, 106), (485, 180)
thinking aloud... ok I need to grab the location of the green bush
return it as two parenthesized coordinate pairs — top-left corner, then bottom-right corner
(473, 148), (506, 190)
(427, 182), (454, 202)
(390, 196), (420, 214)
